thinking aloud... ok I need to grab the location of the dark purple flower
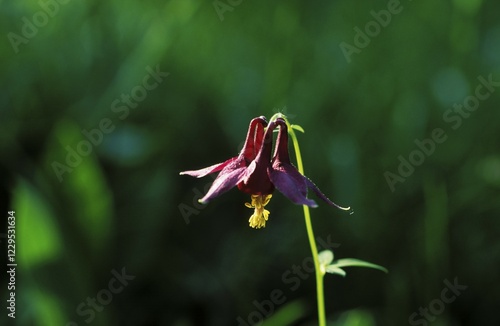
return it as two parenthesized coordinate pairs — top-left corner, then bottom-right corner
(180, 116), (270, 203)
(180, 117), (347, 228)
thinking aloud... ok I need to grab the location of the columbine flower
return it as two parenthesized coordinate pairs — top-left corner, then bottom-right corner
(179, 116), (269, 201)
(180, 116), (347, 229)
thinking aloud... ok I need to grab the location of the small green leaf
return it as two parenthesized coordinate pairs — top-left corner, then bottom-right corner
(325, 266), (346, 277)
(291, 124), (305, 133)
(318, 250), (334, 265)
(329, 258), (388, 274)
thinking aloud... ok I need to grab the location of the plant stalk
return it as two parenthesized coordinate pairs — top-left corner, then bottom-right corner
(271, 113), (326, 326)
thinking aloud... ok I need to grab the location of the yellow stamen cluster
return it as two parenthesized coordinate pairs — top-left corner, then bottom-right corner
(245, 194), (273, 229)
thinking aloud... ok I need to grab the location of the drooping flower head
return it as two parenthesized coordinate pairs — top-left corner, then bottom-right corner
(180, 116), (269, 202)
(180, 116), (349, 228)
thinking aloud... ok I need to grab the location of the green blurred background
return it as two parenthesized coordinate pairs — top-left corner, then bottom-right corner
(1, 0), (499, 325)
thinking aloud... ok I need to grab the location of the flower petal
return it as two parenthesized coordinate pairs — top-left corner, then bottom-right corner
(305, 177), (349, 210)
(179, 157), (237, 178)
(237, 120), (275, 195)
(271, 118), (291, 163)
(252, 118), (266, 159)
(269, 163), (318, 207)
(238, 160), (274, 195)
(269, 118), (317, 207)
(198, 161), (247, 204)
(180, 117), (266, 179)
(240, 116), (267, 162)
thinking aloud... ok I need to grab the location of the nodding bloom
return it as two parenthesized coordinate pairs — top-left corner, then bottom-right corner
(180, 116), (347, 229)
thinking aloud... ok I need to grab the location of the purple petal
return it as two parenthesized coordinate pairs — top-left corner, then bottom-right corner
(198, 162), (247, 204)
(272, 118), (291, 163)
(239, 160), (274, 195)
(269, 163), (318, 207)
(237, 120), (276, 195)
(305, 177), (347, 210)
(240, 117), (268, 162)
(180, 157), (237, 178)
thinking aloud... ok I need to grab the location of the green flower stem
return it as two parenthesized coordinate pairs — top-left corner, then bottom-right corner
(290, 126), (327, 326)
(270, 113), (326, 326)
(303, 204), (327, 325)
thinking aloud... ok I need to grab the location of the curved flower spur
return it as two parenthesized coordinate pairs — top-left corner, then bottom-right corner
(180, 116), (349, 228)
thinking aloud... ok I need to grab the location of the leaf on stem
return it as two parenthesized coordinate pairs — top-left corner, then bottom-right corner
(319, 251), (388, 277)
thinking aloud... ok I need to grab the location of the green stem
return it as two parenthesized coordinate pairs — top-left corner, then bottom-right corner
(270, 113), (326, 326)
(303, 204), (326, 326)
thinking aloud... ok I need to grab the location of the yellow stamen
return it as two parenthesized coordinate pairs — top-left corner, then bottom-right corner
(245, 194), (273, 229)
